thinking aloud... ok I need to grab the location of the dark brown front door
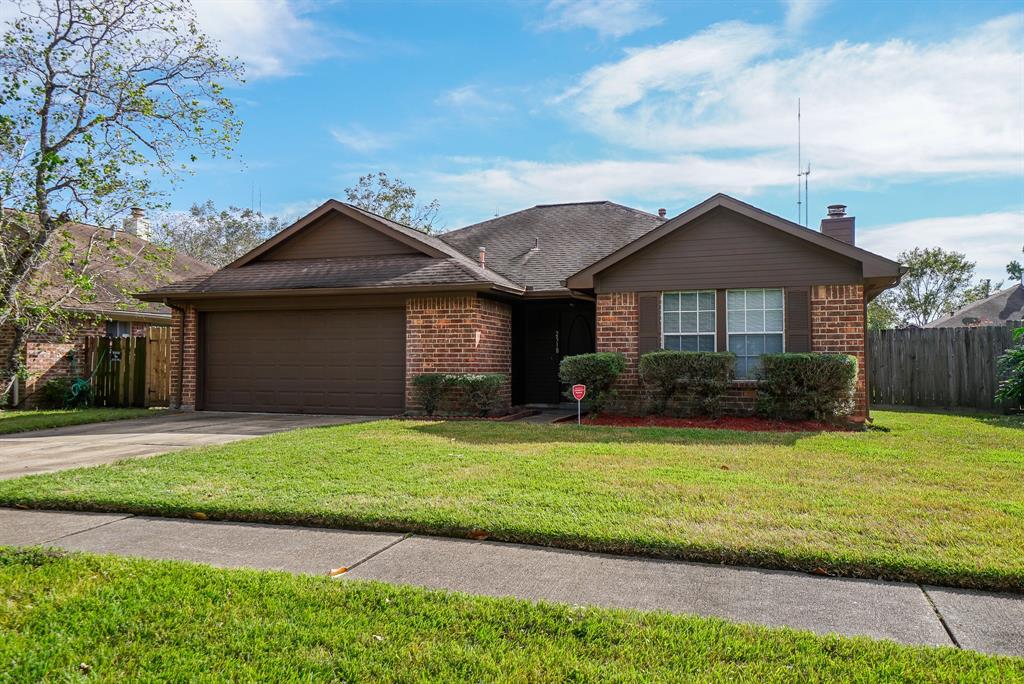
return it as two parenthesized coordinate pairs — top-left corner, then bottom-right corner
(202, 308), (405, 414)
(522, 302), (595, 404)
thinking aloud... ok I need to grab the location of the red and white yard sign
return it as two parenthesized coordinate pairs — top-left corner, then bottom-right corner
(571, 384), (586, 424)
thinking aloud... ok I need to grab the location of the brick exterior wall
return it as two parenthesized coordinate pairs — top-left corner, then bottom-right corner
(596, 286), (869, 420)
(2, 319), (159, 408)
(169, 305), (199, 410)
(811, 283), (868, 421)
(595, 292), (641, 410)
(406, 295), (512, 413)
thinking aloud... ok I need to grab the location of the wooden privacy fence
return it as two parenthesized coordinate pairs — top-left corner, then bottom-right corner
(868, 321), (1021, 410)
(84, 326), (172, 408)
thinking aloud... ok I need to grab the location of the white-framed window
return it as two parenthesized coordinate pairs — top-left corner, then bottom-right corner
(105, 320), (132, 338)
(727, 288), (784, 378)
(662, 291), (716, 352)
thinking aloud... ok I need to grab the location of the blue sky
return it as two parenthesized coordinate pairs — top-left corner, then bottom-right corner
(170, 0), (1021, 283)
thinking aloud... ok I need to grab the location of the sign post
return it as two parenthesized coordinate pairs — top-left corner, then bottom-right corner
(571, 384), (586, 425)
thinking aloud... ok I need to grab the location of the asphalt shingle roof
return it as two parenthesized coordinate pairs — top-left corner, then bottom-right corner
(439, 201), (665, 293)
(925, 284), (1024, 328)
(143, 255), (487, 296)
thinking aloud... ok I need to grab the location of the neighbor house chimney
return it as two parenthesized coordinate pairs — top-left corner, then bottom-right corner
(478, 246), (486, 269)
(658, 208), (667, 219)
(820, 204), (854, 245)
(122, 207), (150, 241)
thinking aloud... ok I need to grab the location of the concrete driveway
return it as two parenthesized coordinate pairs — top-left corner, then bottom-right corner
(0, 412), (371, 480)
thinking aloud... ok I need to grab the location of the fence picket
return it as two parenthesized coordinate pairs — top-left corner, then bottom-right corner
(869, 321), (1020, 410)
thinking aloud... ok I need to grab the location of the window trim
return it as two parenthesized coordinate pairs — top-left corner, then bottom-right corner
(661, 290), (717, 352)
(725, 288), (786, 378)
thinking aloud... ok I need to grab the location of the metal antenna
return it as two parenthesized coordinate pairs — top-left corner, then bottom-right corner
(797, 98), (802, 224)
(797, 98), (811, 227)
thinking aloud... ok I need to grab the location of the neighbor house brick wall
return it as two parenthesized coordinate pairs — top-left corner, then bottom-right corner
(595, 292), (641, 410)
(170, 305), (199, 410)
(811, 283), (867, 421)
(405, 294), (512, 413)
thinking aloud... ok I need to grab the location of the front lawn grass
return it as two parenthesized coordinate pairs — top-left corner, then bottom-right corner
(1, 547), (1018, 682)
(0, 407), (158, 435)
(0, 410), (1021, 591)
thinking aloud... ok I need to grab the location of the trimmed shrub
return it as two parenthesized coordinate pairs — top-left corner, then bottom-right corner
(411, 373), (450, 416)
(558, 352), (626, 413)
(450, 373), (506, 417)
(756, 353), (857, 421)
(639, 351), (735, 417)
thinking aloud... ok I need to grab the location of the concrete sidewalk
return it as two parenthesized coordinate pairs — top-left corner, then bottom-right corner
(1, 508), (1021, 657)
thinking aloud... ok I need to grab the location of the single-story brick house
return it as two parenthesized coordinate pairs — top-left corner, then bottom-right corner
(2, 211), (213, 407)
(139, 194), (903, 421)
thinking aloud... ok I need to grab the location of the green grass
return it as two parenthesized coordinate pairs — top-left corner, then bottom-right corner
(0, 410), (1021, 591)
(0, 408), (160, 434)
(0, 547), (1018, 682)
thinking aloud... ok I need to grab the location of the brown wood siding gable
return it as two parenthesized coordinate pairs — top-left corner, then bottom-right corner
(258, 213), (421, 261)
(637, 292), (661, 354)
(594, 208), (862, 293)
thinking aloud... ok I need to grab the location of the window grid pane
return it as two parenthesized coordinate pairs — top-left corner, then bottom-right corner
(663, 290), (716, 352)
(726, 288), (784, 378)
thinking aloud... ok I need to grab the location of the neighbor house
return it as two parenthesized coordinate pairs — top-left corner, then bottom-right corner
(924, 283), (1023, 328)
(138, 194), (903, 421)
(1, 210), (213, 407)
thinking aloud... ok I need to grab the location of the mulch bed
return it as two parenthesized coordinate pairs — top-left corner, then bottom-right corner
(561, 413), (853, 433)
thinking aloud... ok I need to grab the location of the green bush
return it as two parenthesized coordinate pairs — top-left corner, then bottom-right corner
(411, 373), (507, 417)
(36, 376), (93, 409)
(639, 351), (735, 417)
(558, 352), (626, 413)
(450, 374), (506, 417)
(756, 353), (857, 421)
(411, 373), (449, 416)
(38, 378), (72, 409)
(995, 326), (1024, 408)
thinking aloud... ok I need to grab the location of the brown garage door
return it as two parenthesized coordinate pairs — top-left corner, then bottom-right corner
(202, 308), (405, 414)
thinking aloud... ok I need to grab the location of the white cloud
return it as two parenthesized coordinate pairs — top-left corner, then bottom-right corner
(191, 0), (330, 78)
(783, 0), (828, 33)
(330, 125), (393, 154)
(435, 85), (512, 116)
(859, 211), (1024, 282)
(424, 153), (791, 214)
(536, 0), (663, 39)
(559, 15), (1024, 182)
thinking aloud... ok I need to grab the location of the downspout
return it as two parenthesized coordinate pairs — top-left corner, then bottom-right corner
(166, 301), (185, 410)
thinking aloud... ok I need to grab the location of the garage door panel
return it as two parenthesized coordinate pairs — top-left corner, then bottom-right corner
(202, 308), (405, 414)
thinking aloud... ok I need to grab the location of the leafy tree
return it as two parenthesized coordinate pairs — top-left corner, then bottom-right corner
(867, 293), (901, 331)
(152, 202), (281, 267)
(344, 172), (440, 233)
(886, 248), (983, 327)
(1008, 260), (1022, 282)
(0, 0), (242, 401)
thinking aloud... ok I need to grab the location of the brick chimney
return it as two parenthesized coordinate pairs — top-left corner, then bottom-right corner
(820, 204), (854, 245)
(122, 207), (150, 241)
(478, 246), (486, 269)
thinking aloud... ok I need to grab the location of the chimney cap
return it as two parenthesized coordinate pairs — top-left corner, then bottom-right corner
(130, 206), (145, 217)
(826, 204), (847, 218)
(657, 208), (667, 218)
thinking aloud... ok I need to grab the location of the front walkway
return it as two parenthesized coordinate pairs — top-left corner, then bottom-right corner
(2, 508), (1020, 657)
(0, 412), (370, 479)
